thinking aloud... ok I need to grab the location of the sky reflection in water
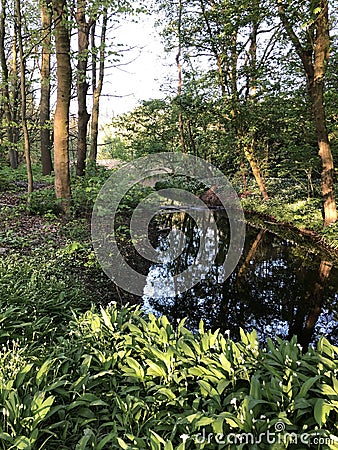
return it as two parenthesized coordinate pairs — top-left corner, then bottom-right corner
(141, 210), (338, 350)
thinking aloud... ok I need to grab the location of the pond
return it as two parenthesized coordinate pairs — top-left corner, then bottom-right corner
(131, 209), (338, 351)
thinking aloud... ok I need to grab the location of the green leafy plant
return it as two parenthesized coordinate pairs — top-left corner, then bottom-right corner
(0, 303), (337, 449)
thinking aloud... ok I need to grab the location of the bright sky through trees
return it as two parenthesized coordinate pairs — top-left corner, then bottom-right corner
(99, 15), (170, 120)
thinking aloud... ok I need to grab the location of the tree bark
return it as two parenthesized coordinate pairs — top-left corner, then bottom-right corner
(311, 1), (337, 225)
(278, 0), (337, 226)
(11, 32), (20, 160)
(176, 0), (186, 154)
(0, 0), (18, 168)
(40, 0), (53, 175)
(243, 17), (269, 200)
(243, 139), (269, 201)
(15, 0), (33, 194)
(75, 0), (92, 176)
(53, 0), (71, 212)
(89, 8), (107, 162)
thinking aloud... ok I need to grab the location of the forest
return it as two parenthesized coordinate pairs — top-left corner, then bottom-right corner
(0, 0), (338, 448)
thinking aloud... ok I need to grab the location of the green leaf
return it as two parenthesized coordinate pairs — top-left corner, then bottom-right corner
(125, 357), (145, 379)
(219, 354), (232, 374)
(97, 432), (117, 450)
(15, 363), (34, 388)
(146, 360), (167, 378)
(156, 387), (176, 400)
(150, 430), (166, 450)
(0, 433), (13, 442)
(36, 359), (54, 387)
(100, 307), (114, 331)
(116, 437), (129, 449)
(178, 340), (195, 359)
(217, 378), (231, 395)
(298, 376), (321, 397)
(314, 399), (334, 427)
(196, 416), (214, 427)
(13, 436), (31, 450)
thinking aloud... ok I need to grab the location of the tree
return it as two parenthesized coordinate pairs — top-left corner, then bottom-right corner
(0, 0), (19, 168)
(75, 0), (94, 176)
(89, 7), (107, 162)
(176, 0), (186, 153)
(277, 0), (337, 225)
(15, 0), (33, 194)
(158, 0), (271, 199)
(40, 0), (53, 175)
(53, 0), (71, 212)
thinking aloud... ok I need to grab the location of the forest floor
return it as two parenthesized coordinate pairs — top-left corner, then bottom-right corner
(1, 166), (338, 260)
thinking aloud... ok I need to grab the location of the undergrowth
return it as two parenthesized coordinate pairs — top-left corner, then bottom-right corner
(240, 178), (338, 251)
(0, 303), (337, 449)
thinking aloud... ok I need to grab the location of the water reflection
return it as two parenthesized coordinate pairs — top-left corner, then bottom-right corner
(142, 211), (338, 348)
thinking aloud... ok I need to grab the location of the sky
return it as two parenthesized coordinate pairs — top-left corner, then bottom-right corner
(98, 14), (174, 122)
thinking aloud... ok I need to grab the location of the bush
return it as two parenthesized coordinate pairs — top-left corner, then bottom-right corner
(0, 303), (337, 449)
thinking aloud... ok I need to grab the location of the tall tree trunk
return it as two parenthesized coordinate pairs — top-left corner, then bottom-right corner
(11, 32), (20, 159)
(243, 139), (269, 201)
(243, 18), (269, 200)
(89, 8), (107, 162)
(187, 119), (198, 156)
(199, 0), (226, 96)
(278, 0), (337, 226)
(0, 0), (18, 168)
(230, 22), (269, 200)
(53, 0), (71, 212)
(15, 0), (33, 194)
(75, 0), (92, 176)
(176, 0), (186, 153)
(40, 0), (53, 175)
(311, 1), (337, 225)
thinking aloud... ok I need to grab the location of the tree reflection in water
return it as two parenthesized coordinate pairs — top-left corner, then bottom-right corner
(142, 211), (338, 348)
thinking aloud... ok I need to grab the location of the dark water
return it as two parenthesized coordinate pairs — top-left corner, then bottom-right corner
(136, 210), (338, 350)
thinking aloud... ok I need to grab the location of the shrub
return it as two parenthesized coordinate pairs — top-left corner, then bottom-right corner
(0, 304), (337, 449)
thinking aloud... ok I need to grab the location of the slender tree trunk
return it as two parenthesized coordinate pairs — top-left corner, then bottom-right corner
(187, 119), (197, 155)
(245, 18), (269, 200)
(53, 0), (71, 212)
(240, 161), (248, 193)
(75, 0), (92, 176)
(278, 0), (337, 226)
(176, 0), (186, 153)
(230, 24), (269, 200)
(40, 0), (53, 175)
(89, 8), (107, 162)
(243, 139), (269, 201)
(0, 0), (18, 168)
(199, 0), (226, 96)
(11, 32), (20, 158)
(15, 0), (33, 194)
